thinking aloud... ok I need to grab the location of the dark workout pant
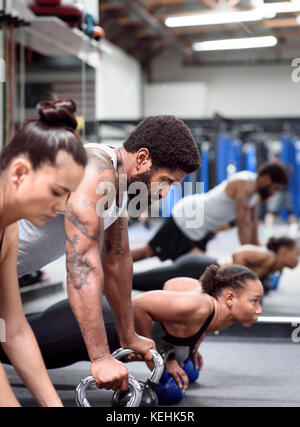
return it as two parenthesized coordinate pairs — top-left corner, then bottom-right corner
(0, 255), (217, 369)
(132, 253), (219, 291)
(0, 297), (120, 369)
(149, 216), (215, 261)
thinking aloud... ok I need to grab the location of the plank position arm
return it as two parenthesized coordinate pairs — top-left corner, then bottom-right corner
(0, 224), (62, 406)
(102, 216), (155, 360)
(65, 153), (129, 391)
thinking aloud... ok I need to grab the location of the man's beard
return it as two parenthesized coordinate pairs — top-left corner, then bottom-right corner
(127, 168), (163, 206)
(258, 184), (272, 201)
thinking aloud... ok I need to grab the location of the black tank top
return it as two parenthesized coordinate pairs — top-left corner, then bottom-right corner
(157, 305), (215, 357)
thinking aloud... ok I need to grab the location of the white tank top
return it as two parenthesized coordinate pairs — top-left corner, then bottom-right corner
(17, 144), (127, 277)
(85, 143), (127, 230)
(172, 171), (258, 241)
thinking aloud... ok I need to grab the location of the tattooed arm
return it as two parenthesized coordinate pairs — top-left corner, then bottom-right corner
(65, 151), (128, 391)
(102, 217), (155, 361)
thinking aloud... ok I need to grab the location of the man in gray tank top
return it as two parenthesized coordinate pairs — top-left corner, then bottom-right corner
(17, 115), (201, 392)
(131, 161), (289, 262)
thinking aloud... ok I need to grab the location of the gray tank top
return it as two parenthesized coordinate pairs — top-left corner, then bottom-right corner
(17, 143), (125, 277)
(172, 171), (258, 241)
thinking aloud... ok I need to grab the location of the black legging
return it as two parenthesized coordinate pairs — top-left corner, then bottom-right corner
(132, 253), (219, 291)
(0, 298), (120, 369)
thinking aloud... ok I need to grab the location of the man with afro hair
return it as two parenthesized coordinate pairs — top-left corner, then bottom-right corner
(17, 115), (200, 393)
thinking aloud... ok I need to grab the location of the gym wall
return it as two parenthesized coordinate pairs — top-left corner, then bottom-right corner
(147, 51), (300, 119)
(144, 82), (208, 119)
(95, 39), (143, 121)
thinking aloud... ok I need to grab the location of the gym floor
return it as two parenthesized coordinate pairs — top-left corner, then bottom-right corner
(4, 218), (300, 407)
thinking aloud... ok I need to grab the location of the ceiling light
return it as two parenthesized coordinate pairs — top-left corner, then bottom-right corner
(165, 9), (265, 27)
(193, 36), (278, 51)
(264, 1), (300, 14)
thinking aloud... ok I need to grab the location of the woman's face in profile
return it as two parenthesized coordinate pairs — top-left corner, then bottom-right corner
(278, 243), (300, 270)
(17, 151), (85, 226)
(230, 279), (264, 328)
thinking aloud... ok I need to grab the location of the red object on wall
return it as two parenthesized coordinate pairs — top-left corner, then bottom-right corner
(35, 0), (61, 5)
(30, 3), (82, 28)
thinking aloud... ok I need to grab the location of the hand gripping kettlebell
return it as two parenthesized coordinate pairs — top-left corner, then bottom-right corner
(111, 348), (164, 407)
(75, 348), (144, 407)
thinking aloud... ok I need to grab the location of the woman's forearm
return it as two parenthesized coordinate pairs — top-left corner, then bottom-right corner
(0, 362), (21, 407)
(2, 324), (63, 407)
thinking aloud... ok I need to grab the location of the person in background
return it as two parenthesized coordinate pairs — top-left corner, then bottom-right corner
(132, 236), (300, 295)
(132, 162), (289, 262)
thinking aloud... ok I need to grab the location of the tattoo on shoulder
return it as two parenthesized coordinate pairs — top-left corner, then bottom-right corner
(65, 202), (99, 241)
(66, 233), (96, 291)
(79, 198), (97, 210)
(87, 151), (114, 174)
(87, 151), (116, 188)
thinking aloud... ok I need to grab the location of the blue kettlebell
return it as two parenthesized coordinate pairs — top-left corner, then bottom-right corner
(155, 370), (185, 405)
(183, 357), (200, 383)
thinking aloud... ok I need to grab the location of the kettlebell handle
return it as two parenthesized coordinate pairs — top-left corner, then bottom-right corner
(75, 374), (142, 407)
(111, 348), (164, 386)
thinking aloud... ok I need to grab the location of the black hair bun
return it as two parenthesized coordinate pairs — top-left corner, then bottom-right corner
(37, 98), (77, 130)
(200, 264), (220, 294)
(266, 237), (277, 252)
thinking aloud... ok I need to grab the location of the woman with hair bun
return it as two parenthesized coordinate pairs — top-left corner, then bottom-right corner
(133, 264), (263, 388)
(133, 236), (300, 294)
(0, 98), (86, 406)
(231, 236), (300, 291)
(0, 264), (264, 394)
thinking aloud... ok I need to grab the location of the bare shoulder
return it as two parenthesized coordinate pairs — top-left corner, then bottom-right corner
(86, 148), (115, 175)
(163, 277), (201, 292)
(192, 292), (213, 316)
(0, 223), (18, 263)
(226, 173), (256, 199)
(170, 290), (212, 317)
(66, 147), (117, 219)
(234, 244), (268, 254)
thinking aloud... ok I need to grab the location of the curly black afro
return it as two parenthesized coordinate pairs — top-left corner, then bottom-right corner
(124, 115), (200, 174)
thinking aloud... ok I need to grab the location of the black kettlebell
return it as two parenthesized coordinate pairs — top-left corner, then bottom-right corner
(111, 381), (157, 407)
(111, 348), (164, 407)
(75, 372), (142, 407)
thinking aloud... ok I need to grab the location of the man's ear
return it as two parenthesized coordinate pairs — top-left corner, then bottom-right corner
(135, 148), (151, 170)
(10, 158), (31, 187)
